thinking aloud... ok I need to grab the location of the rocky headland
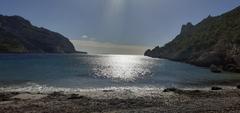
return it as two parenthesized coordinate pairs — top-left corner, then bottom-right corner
(0, 15), (77, 53)
(145, 6), (240, 73)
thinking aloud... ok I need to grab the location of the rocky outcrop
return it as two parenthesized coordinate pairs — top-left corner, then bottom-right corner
(145, 6), (240, 73)
(0, 15), (76, 53)
(211, 87), (223, 90)
(210, 64), (222, 73)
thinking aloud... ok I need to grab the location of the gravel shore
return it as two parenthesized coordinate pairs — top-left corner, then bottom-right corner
(0, 88), (240, 113)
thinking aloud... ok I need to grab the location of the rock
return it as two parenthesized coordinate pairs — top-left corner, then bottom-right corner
(0, 92), (20, 101)
(49, 91), (65, 97)
(237, 85), (240, 89)
(102, 90), (114, 92)
(76, 51), (88, 54)
(181, 22), (194, 34)
(210, 64), (222, 73)
(211, 87), (222, 90)
(163, 88), (178, 92)
(195, 52), (224, 67)
(0, 15), (76, 53)
(144, 49), (152, 56)
(223, 64), (240, 73)
(144, 46), (162, 58)
(0, 93), (10, 101)
(68, 94), (86, 99)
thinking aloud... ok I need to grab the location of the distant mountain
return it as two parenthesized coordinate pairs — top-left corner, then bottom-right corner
(0, 15), (76, 53)
(145, 6), (240, 73)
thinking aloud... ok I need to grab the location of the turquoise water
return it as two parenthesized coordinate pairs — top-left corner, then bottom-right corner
(0, 54), (240, 91)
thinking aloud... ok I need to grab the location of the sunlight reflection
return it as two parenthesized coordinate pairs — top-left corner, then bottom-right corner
(92, 55), (151, 81)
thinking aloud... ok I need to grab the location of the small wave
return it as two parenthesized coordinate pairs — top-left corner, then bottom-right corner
(0, 82), (237, 94)
(0, 82), (164, 94)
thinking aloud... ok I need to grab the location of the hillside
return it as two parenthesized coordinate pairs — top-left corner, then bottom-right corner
(145, 6), (240, 73)
(0, 15), (76, 53)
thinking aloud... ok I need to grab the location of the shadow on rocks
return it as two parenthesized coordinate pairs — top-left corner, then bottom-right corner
(68, 94), (88, 100)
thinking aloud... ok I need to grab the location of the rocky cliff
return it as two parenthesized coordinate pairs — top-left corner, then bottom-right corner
(0, 15), (76, 53)
(145, 6), (240, 73)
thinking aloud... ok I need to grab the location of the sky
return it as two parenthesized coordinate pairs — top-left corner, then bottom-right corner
(0, 0), (240, 54)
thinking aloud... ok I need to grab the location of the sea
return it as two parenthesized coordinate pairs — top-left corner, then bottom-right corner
(0, 54), (240, 92)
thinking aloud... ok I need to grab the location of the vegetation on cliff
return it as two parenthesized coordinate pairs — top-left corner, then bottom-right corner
(145, 6), (240, 73)
(0, 15), (76, 53)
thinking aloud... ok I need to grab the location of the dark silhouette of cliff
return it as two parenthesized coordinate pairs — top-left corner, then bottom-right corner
(145, 6), (240, 73)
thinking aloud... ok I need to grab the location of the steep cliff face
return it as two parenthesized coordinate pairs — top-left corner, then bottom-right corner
(145, 6), (240, 73)
(0, 15), (76, 53)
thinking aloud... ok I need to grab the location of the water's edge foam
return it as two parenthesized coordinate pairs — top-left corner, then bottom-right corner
(0, 82), (237, 94)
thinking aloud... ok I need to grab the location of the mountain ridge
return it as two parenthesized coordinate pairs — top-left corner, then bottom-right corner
(145, 6), (240, 73)
(0, 15), (76, 53)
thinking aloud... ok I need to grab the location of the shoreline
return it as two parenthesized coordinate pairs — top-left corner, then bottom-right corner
(1, 87), (240, 113)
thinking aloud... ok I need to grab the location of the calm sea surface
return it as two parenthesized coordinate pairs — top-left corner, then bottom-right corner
(0, 54), (240, 91)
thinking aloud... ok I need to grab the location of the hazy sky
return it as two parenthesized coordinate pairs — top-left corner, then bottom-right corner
(0, 0), (240, 54)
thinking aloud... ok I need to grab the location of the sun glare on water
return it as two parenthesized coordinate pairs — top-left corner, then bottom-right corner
(92, 55), (152, 81)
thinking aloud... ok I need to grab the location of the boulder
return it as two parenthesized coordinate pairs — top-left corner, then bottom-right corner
(210, 64), (222, 73)
(163, 88), (178, 92)
(68, 94), (86, 99)
(237, 85), (240, 89)
(211, 87), (222, 90)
